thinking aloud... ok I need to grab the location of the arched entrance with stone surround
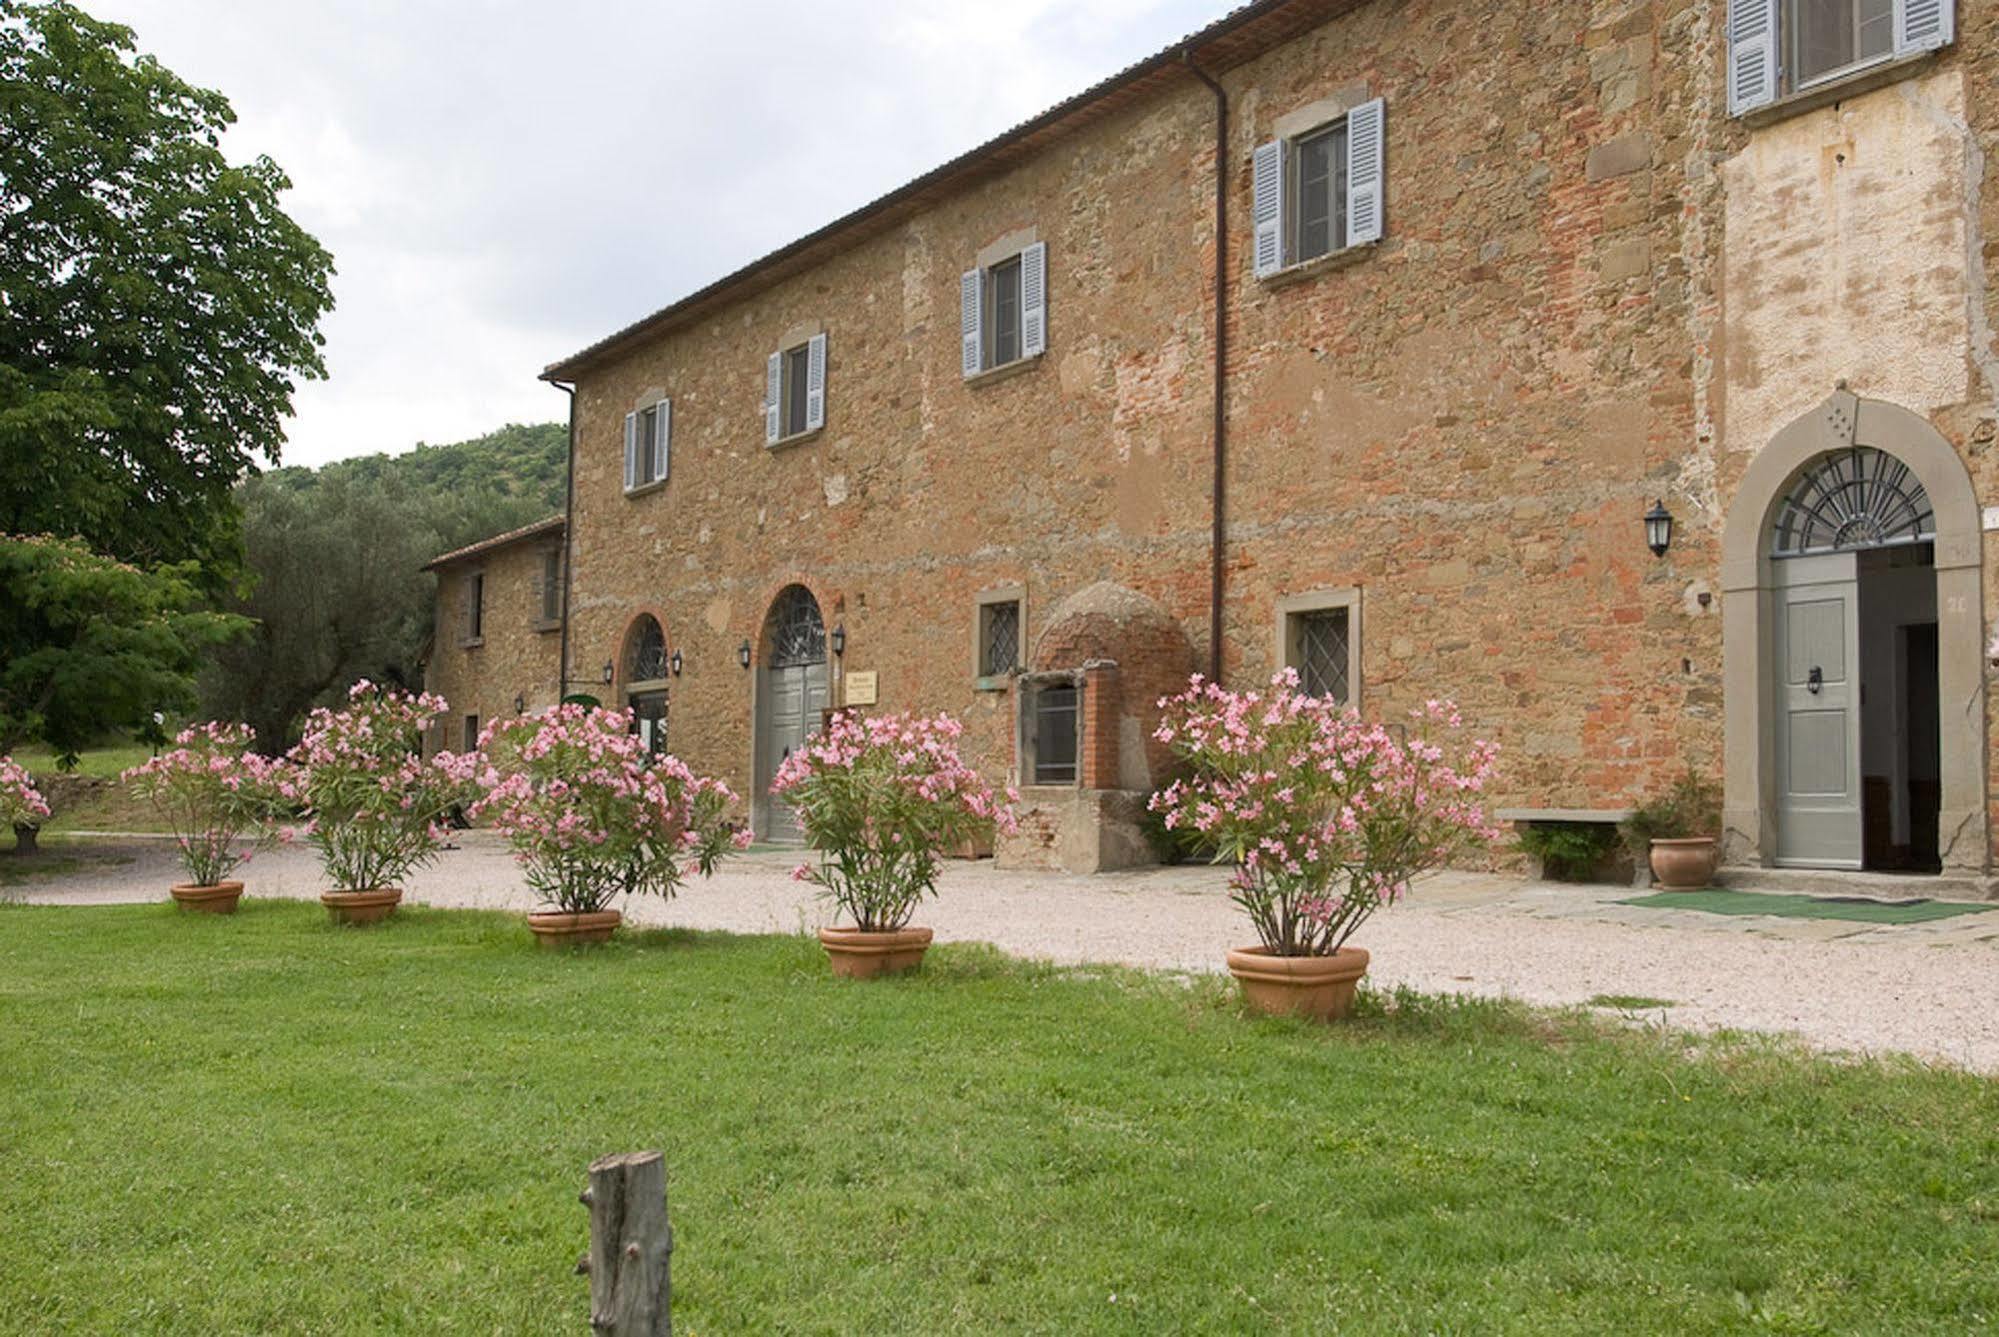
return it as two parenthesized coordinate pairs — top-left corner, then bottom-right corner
(1721, 390), (1986, 875)
(751, 584), (828, 845)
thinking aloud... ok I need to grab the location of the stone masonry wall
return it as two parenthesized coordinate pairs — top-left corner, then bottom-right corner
(550, 0), (1999, 860)
(423, 539), (565, 754)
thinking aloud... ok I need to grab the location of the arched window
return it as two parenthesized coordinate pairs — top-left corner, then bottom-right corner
(764, 585), (825, 667)
(625, 615), (668, 682)
(1771, 447), (1935, 557)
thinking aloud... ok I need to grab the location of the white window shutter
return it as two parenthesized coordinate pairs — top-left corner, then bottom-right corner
(805, 332), (827, 432)
(1020, 242), (1047, 359)
(960, 269), (983, 378)
(764, 352), (782, 444)
(653, 398), (671, 483)
(1894, 0), (1953, 54)
(623, 411), (638, 492)
(1726, 0), (1779, 115)
(1344, 99), (1385, 247)
(1252, 139), (1286, 277)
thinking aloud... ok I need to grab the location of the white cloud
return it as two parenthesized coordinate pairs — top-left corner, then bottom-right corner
(91, 0), (1224, 466)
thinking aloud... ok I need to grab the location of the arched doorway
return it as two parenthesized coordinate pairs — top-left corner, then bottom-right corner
(622, 614), (670, 758)
(753, 585), (828, 844)
(1721, 391), (1986, 874)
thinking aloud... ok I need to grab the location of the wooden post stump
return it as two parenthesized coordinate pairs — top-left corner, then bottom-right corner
(579, 1150), (672, 1335)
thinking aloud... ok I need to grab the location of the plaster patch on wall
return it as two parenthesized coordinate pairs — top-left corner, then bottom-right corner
(1720, 69), (1972, 456)
(823, 473), (849, 507)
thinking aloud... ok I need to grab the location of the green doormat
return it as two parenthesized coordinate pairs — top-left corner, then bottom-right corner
(1621, 889), (1996, 924)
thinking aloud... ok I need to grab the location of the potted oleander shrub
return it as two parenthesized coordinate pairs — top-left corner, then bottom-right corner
(1151, 672), (1500, 1021)
(773, 709), (1015, 978)
(283, 682), (476, 925)
(122, 722), (282, 913)
(1622, 768), (1723, 890)
(0, 755), (52, 856)
(472, 705), (749, 947)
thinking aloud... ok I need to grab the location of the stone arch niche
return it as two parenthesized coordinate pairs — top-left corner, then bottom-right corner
(1720, 390), (1986, 875)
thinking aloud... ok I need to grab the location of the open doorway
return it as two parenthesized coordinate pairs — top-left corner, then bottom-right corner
(1857, 544), (1939, 873)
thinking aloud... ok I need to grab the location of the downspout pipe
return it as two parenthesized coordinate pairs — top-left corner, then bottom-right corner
(1184, 52), (1228, 684)
(548, 378), (577, 701)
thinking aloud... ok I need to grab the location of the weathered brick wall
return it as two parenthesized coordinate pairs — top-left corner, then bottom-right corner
(550, 0), (1999, 857)
(423, 541), (565, 753)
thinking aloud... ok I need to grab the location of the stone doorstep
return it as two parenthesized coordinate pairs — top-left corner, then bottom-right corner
(1717, 865), (1996, 904)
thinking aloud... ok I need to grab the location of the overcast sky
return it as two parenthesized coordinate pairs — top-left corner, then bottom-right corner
(92, 1), (1223, 467)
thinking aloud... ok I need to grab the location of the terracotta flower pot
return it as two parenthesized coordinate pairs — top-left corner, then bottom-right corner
(1649, 836), (1718, 890)
(527, 909), (622, 948)
(818, 925), (934, 979)
(170, 880), (243, 915)
(1225, 945), (1370, 1022)
(321, 887), (403, 925)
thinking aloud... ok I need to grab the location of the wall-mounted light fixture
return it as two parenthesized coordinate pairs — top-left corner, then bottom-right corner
(1644, 500), (1674, 558)
(513, 693), (526, 714)
(669, 648), (684, 677)
(601, 660), (614, 684)
(830, 624), (846, 657)
(737, 639), (753, 670)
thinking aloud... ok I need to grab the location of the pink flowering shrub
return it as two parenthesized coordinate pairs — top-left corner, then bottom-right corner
(0, 755), (52, 834)
(772, 709), (1017, 932)
(282, 682), (477, 893)
(122, 722), (284, 886)
(470, 705), (749, 914)
(1150, 671), (1500, 957)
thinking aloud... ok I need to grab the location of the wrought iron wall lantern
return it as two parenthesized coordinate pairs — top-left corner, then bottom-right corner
(737, 639), (753, 670)
(1644, 500), (1674, 558)
(600, 660), (614, 684)
(513, 693), (526, 714)
(669, 649), (684, 677)
(830, 624), (846, 657)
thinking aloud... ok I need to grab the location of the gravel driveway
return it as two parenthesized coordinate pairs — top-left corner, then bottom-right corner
(16, 832), (1999, 1073)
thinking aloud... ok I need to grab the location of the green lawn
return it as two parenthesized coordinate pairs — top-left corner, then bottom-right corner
(3, 903), (1997, 1333)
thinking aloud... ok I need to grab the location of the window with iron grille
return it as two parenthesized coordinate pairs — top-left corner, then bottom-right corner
(626, 615), (668, 682)
(1028, 680), (1080, 785)
(1291, 607), (1351, 704)
(979, 599), (1020, 678)
(766, 585), (826, 668)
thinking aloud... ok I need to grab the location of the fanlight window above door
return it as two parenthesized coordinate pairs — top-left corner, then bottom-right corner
(765, 585), (825, 668)
(626, 615), (668, 682)
(1770, 447), (1934, 557)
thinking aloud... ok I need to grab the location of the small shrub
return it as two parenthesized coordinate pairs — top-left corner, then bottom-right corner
(1516, 820), (1622, 882)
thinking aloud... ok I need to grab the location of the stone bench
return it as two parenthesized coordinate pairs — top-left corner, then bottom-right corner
(1496, 808), (1640, 885)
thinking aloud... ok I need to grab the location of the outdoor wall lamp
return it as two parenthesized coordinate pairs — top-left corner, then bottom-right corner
(600, 660), (614, 684)
(830, 623), (846, 657)
(669, 649), (684, 677)
(737, 639), (753, 670)
(1644, 500), (1674, 558)
(513, 693), (525, 714)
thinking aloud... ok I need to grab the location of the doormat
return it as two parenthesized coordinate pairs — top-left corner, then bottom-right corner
(1620, 889), (1995, 925)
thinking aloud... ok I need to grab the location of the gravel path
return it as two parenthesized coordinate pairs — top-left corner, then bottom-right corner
(16, 832), (1999, 1073)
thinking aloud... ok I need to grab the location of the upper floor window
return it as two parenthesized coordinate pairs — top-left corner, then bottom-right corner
(765, 332), (827, 445)
(623, 398), (670, 493)
(539, 547), (562, 624)
(1728, 0), (1953, 115)
(961, 241), (1046, 378)
(464, 571), (485, 644)
(1253, 98), (1384, 280)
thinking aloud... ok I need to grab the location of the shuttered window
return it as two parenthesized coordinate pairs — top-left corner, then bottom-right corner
(961, 241), (1046, 377)
(766, 333), (828, 443)
(1253, 99), (1384, 279)
(1730, 0), (1954, 114)
(623, 399), (670, 492)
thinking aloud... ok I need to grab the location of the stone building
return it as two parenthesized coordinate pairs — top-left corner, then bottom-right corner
(420, 516), (565, 753)
(429, 0), (1999, 884)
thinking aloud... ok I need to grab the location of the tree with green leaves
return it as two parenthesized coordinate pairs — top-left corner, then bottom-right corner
(0, 0), (335, 582)
(0, 533), (248, 850)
